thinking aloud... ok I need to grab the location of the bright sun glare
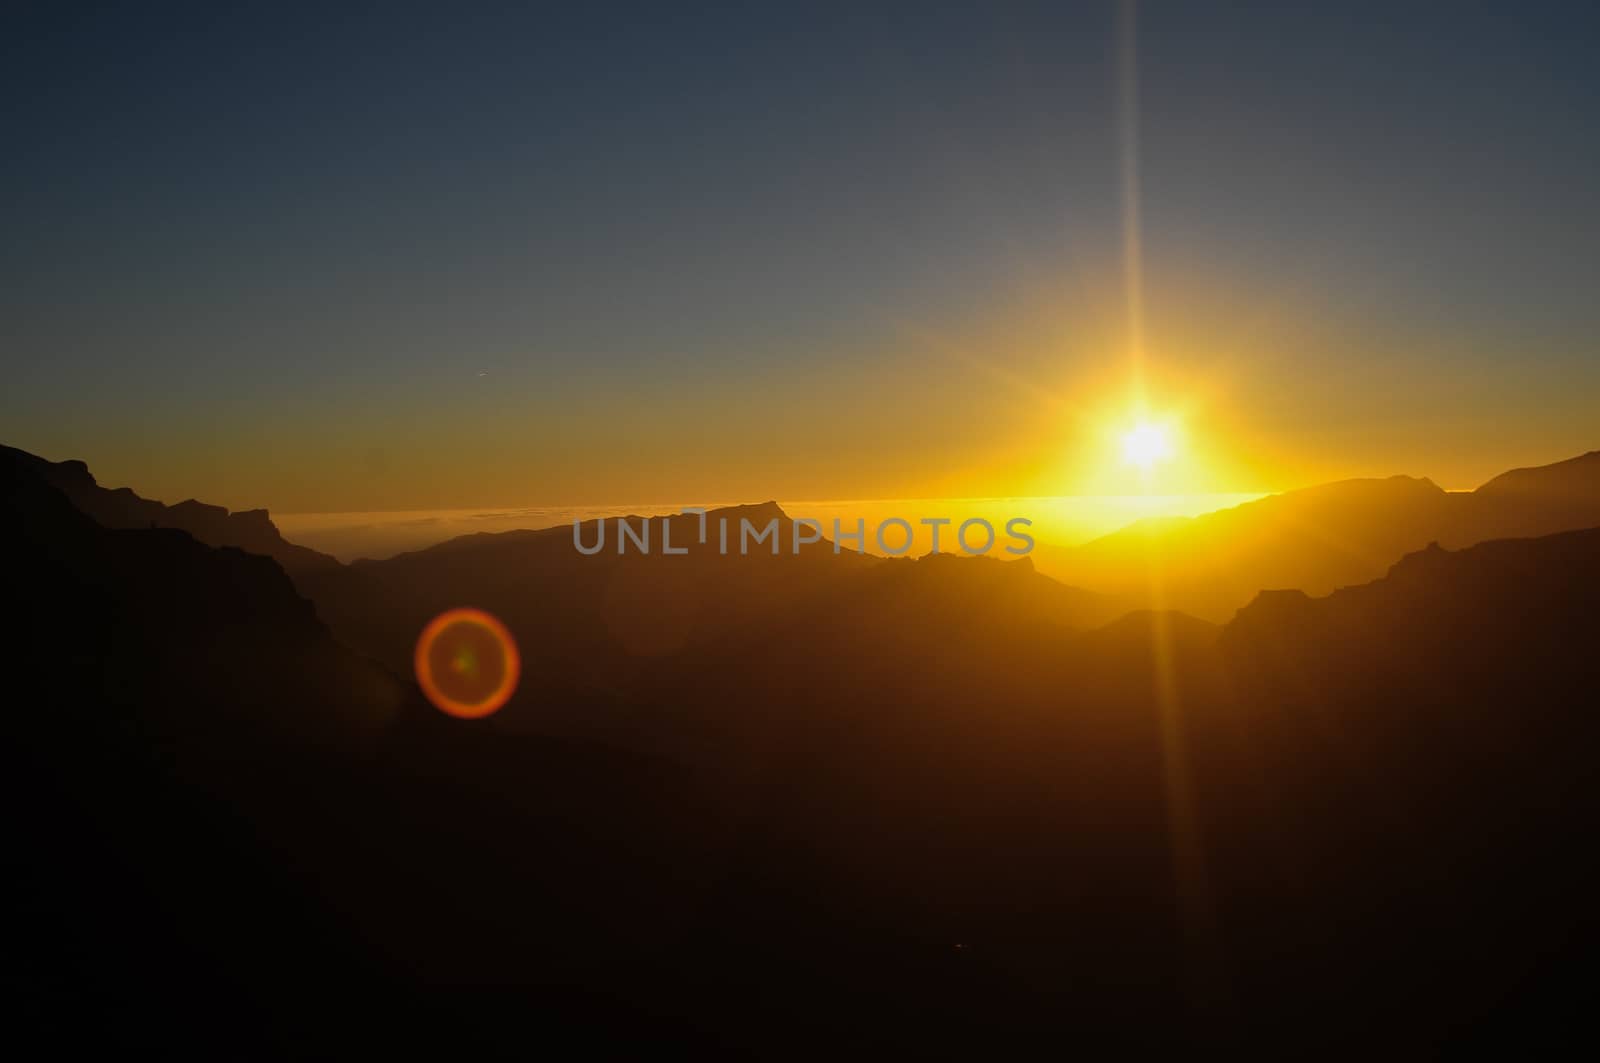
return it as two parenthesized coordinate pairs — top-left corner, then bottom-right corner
(1121, 422), (1175, 470)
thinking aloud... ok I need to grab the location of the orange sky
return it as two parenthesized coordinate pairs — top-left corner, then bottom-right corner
(16, 260), (1594, 516)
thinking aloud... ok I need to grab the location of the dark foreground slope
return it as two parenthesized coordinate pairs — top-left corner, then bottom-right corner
(8, 444), (1600, 1054)
(1, 452), (729, 1052)
(1210, 530), (1600, 1043)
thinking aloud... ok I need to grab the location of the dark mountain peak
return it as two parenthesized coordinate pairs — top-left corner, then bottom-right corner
(3, 447), (404, 743)
(1385, 525), (1600, 583)
(1084, 474), (1449, 554)
(1230, 587), (1313, 628)
(1459, 450), (1600, 543)
(1045, 455), (1600, 622)
(1226, 526), (1600, 657)
(1475, 449), (1600, 495)
(1276, 473), (1445, 506)
(0, 443), (338, 573)
(916, 547), (1027, 565)
(230, 507), (280, 534)
(51, 456), (96, 486)
(703, 500), (790, 523)
(1086, 608), (1218, 642)
(170, 498), (229, 520)
(1392, 538), (1448, 568)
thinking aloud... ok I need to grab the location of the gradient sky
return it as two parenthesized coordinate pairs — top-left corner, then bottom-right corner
(5, 2), (1597, 513)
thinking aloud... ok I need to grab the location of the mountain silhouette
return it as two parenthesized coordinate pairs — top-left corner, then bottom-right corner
(9, 440), (1600, 1053)
(1204, 529), (1600, 1042)
(1037, 448), (1600, 619)
(2, 443), (339, 573)
(292, 502), (1122, 748)
(1468, 448), (1600, 540)
(1, 446), (729, 1052)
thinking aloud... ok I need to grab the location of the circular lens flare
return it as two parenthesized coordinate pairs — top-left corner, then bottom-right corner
(414, 608), (520, 718)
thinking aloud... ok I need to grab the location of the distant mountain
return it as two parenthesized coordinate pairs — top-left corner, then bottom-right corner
(292, 502), (1123, 745)
(1476, 447), (1600, 496)
(1467, 449), (1600, 541)
(1223, 524), (1600, 701)
(1040, 474), (1457, 619)
(1037, 449), (1600, 620)
(2, 443), (339, 573)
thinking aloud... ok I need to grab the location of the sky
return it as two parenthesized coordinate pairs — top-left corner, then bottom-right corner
(4, 2), (1597, 513)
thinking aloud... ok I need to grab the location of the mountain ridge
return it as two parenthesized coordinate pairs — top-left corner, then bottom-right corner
(10, 437), (1600, 1049)
(1038, 451), (1600, 620)
(1, 444), (339, 573)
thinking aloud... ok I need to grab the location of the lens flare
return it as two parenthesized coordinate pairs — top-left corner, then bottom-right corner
(414, 607), (520, 718)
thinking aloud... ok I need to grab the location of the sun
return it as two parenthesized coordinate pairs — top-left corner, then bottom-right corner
(1121, 421), (1175, 470)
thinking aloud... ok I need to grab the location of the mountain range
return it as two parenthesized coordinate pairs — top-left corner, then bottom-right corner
(1, 443), (339, 573)
(7, 440), (1600, 1053)
(1035, 449), (1600, 619)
